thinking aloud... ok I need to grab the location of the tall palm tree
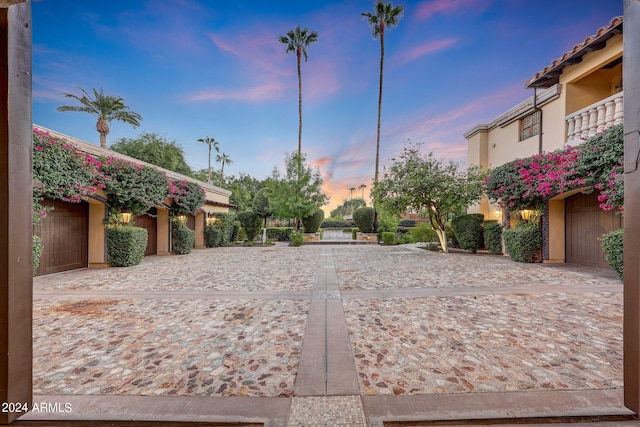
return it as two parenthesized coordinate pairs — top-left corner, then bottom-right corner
(278, 25), (318, 175)
(362, 0), (403, 230)
(216, 153), (232, 186)
(56, 87), (142, 148)
(197, 136), (220, 184)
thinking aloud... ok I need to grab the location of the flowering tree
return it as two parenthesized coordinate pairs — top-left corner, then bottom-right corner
(375, 143), (486, 252)
(486, 125), (623, 213)
(170, 180), (206, 215)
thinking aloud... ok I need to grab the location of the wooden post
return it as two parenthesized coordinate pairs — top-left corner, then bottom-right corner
(624, 0), (640, 414)
(0, 0), (32, 424)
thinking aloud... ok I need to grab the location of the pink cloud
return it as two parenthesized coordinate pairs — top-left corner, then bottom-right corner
(394, 38), (459, 65)
(415, 0), (487, 20)
(188, 81), (288, 102)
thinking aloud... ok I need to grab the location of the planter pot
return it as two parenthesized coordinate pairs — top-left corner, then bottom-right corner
(356, 232), (378, 243)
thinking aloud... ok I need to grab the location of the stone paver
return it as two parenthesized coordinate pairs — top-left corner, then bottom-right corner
(29, 244), (626, 425)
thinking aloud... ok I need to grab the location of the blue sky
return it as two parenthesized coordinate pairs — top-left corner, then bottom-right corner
(32, 0), (622, 212)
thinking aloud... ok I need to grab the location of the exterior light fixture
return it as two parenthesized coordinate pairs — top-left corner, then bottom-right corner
(494, 210), (502, 218)
(206, 216), (217, 226)
(520, 209), (533, 221)
(121, 210), (132, 225)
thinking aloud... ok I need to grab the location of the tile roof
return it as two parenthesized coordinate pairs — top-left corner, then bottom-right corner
(526, 16), (623, 88)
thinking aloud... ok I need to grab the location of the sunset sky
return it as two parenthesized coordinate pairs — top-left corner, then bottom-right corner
(32, 0), (622, 212)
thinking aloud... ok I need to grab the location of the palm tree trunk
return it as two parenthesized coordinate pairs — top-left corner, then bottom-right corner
(296, 49), (303, 232)
(219, 160), (225, 186)
(207, 143), (211, 184)
(373, 24), (385, 233)
(99, 132), (107, 148)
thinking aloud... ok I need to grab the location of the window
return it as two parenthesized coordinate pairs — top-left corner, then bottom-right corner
(520, 111), (540, 141)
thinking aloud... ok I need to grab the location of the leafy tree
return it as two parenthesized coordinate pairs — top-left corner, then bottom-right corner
(330, 198), (366, 218)
(56, 87), (142, 148)
(362, 0), (403, 230)
(252, 188), (273, 228)
(197, 136), (219, 184)
(216, 152), (233, 186)
(225, 173), (265, 212)
(375, 143), (486, 253)
(111, 133), (194, 176)
(279, 25), (318, 181)
(266, 152), (328, 231)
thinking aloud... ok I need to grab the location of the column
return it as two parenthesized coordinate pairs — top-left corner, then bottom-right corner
(0, 1), (32, 424)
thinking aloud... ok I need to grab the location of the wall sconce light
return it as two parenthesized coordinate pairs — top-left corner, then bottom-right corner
(121, 210), (132, 225)
(494, 210), (502, 218)
(520, 209), (533, 221)
(206, 216), (217, 226)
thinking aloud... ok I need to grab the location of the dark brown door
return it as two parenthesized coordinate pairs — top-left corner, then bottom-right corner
(36, 198), (88, 276)
(565, 191), (623, 268)
(135, 208), (157, 256)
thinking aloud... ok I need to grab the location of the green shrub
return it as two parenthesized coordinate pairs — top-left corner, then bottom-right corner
(397, 234), (414, 244)
(302, 209), (325, 233)
(502, 223), (541, 263)
(32, 235), (43, 276)
(232, 223), (240, 242)
(208, 212), (237, 246)
(353, 207), (375, 233)
(483, 221), (503, 255)
(267, 227), (293, 241)
(451, 214), (485, 253)
(172, 223), (194, 254)
(237, 227), (247, 242)
(410, 222), (438, 242)
(399, 219), (417, 227)
(107, 226), (148, 266)
(290, 231), (304, 246)
(381, 232), (395, 245)
(238, 211), (262, 241)
(601, 228), (623, 279)
(352, 228), (358, 240)
(445, 223), (459, 248)
(321, 220), (352, 228)
(205, 225), (222, 247)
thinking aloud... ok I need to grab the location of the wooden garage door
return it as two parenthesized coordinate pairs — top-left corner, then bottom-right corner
(36, 198), (88, 276)
(565, 191), (623, 268)
(135, 208), (157, 256)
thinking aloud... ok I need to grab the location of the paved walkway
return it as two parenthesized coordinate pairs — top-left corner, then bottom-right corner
(23, 244), (634, 426)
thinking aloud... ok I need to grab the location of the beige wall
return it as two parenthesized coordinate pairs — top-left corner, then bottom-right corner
(87, 197), (108, 268)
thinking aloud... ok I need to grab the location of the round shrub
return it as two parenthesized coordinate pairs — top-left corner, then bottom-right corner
(353, 207), (375, 233)
(302, 209), (325, 233)
(381, 232), (395, 245)
(290, 231), (304, 246)
(172, 223), (194, 254)
(483, 221), (503, 255)
(32, 235), (43, 276)
(238, 211), (262, 242)
(107, 226), (148, 266)
(601, 228), (623, 279)
(502, 223), (541, 263)
(451, 214), (485, 253)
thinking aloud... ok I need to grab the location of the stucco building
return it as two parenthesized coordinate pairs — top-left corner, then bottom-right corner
(465, 16), (624, 268)
(33, 125), (233, 275)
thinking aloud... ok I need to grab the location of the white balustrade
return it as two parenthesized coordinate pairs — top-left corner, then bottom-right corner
(565, 92), (623, 145)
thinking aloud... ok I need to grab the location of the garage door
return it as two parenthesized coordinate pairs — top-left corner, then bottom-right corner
(36, 198), (88, 276)
(135, 208), (157, 256)
(565, 191), (622, 268)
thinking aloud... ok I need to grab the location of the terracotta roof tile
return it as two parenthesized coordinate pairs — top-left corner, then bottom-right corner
(526, 16), (623, 88)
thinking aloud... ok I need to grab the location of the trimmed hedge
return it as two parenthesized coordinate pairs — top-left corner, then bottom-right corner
(172, 223), (194, 254)
(398, 219), (416, 227)
(601, 228), (623, 279)
(353, 207), (375, 233)
(483, 221), (503, 255)
(502, 223), (541, 263)
(267, 227), (293, 241)
(451, 214), (485, 253)
(352, 228), (358, 240)
(107, 226), (148, 266)
(302, 209), (325, 233)
(205, 225), (222, 247)
(238, 211), (262, 241)
(321, 220), (353, 228)
(381, 232), (395, 245)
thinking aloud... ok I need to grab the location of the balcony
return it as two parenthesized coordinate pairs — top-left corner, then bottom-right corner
(565, 92), (623, 145)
